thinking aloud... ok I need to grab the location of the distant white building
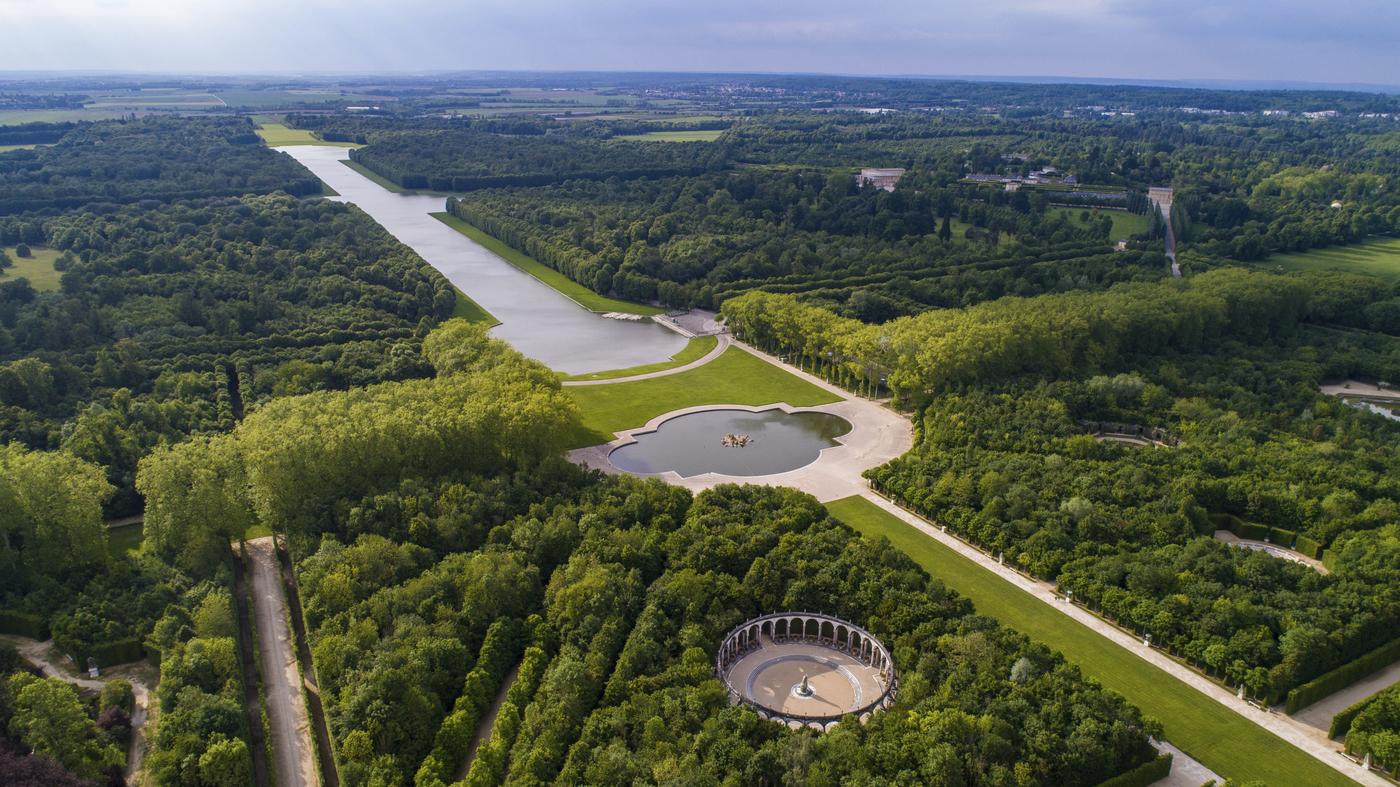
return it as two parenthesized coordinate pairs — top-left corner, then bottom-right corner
(857, 168), (906, 192)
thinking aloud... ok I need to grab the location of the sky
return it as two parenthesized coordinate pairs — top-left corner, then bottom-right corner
(3, 0), (1399, 86)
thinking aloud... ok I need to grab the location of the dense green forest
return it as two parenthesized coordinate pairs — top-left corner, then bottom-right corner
(1346, 680), (1400, 771)
(345, 125), (728, 191)
(0, 117), (323, 215)
(723, 269), (1400, 702)
(448, 168), (1165, 313)
(141, 321), (1162, 787)
(0, 193), (458, 515)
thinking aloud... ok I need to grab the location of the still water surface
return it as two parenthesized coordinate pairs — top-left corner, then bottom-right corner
(276, 145), (686, 374)
(609, 409), (852, 477)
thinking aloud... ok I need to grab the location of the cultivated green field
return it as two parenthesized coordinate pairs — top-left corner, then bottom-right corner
(255, 122), (358, 147)
(451, 289), (498, 326)
(0, 143), (46, 153)
(431, 212), (664, 315)
(616, 129), (725, 142)
(1061, 208), (1151, 239)
(562, 335), (719, 381)
(826, 495), (1357, 787)
(0, 109), (134, 125)
(564, 346), (840, 447)
(1265, 237), (1400, 281)
(1, 247), (63, 291)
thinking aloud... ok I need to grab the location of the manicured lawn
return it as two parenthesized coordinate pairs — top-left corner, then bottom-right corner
(451, 289), (498, 326)
(1059, 208), (1151, 240)
(1, 247), (63, 291)
(431, 212), (664, 316)
(1265, 237), (1400, 282)
(107, 524), (144, 558)
(562, 335), (718, 381)
(255, 122), (358, 147)
(616, 129), (725, 142)
(343, 160), (456, 196)
(826, 495), (1358, 787)
(564, 346), (840, 448)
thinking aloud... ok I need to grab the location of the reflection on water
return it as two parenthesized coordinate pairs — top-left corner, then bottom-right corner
(1343, 398), (1400, 422)
(609, 409), (852, 477)
(275, 145), (687, 374)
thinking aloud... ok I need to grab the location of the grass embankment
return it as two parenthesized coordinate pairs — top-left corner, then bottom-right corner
(1265, 237), (1400, 282)
(825, 495), (1356, 787)
(451, 289), (498, 326)
(431, 212), (664, 316)
(563, 347), (840, 448)
(615, 129), (725, 142)
(562, 335), (718, 382)
(342, 160), (456, 196)
(254, 122), (358, 148)
(1, 247), (63, 291)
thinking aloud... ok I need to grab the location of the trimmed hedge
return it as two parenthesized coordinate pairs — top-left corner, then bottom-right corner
(1295, 534), (1323, 559)
(1286, 636), (1400, 714)
(86, 637), (147, 668)
(0, 610), (48, 639)
(1330, 693), (1381, 739)
(414, 617), (525, 786)
(1269, 526), (1297, 547)
(1096, 754), (1172, 787)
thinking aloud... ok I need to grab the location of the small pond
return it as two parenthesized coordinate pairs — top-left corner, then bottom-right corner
(609, 408), (852, 478)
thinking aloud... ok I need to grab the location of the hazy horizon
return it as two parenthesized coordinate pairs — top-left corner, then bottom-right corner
(4, 1), (1397, 86)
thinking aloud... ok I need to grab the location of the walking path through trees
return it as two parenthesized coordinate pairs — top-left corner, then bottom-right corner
(1, 635), (153, 785)
(246, 537), (319, 787)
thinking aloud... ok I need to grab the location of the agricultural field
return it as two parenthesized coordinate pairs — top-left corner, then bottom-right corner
(0, 108), (133, 125)
(1264, 236), (1400, 281)
(0, 143), (46, 153)
(0, 246), (63, 291)
(255, 122), (358, 147)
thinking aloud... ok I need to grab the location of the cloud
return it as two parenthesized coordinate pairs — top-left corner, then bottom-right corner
(0, 0), (1395, 84)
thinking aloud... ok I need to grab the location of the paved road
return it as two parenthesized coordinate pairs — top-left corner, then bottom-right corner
(2, 636), (152, 784)
(247, 537), (319, 787)
(861, 493), (1386, 787)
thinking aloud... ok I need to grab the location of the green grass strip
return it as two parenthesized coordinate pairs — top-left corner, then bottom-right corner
(563, 346), (839, 448)
(450, 288), (498, 326)
(562, 335), (718, 381)
(431, 212), (663, 316)
(825, 495), (1358, 787)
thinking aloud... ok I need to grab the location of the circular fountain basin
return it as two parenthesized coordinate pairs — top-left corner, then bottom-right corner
(608, 408), (852, 478)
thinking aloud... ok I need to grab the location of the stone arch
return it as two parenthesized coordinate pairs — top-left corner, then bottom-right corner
(805, 618), (819, 638)
(761, 620), (772, 639)
(820, 620), (835, 642)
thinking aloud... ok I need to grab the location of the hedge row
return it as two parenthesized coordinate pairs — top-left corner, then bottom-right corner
(1295, 534), (1323, 559)
(414, 617), (526, 787)
(458, 642), (553, 787)
(1286, 636), (1400, 714)
(0, 610), (48, 639)
(1330, 692), (1382, 739)
(1096, 753), (1173, 787)
(83, 637), (147, 668)
(1207, 513), (1304, 549)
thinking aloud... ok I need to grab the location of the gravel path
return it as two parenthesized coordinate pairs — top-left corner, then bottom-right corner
(861, 492), (1387, 787)
(247, 537), (319, 787)
(1294, 660), (1400, 733)
(2, 636), (152, 785)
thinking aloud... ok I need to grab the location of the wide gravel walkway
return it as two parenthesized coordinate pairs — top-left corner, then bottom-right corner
(862, 493), (1387, 787)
